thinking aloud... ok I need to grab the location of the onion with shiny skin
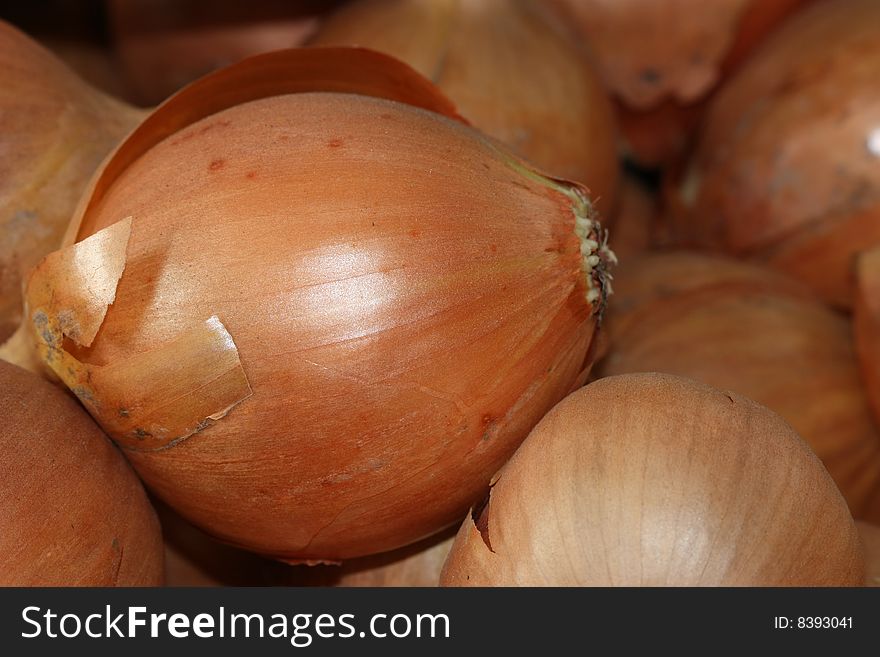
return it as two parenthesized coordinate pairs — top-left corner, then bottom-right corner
(26, 48), (612, 562)
(310, 0), (619, 213)
(669, 0), (880, 307)
(0, 20), (144, 343)
(0, 360), (163, 586)
(441, 373), (863, 586)
(599, 252), (880, 522)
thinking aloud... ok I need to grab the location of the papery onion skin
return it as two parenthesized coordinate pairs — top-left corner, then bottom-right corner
(442, 373), (864, 586)
(0, 360), (163, 586)
(309, 0), (619, 214)
(858, 522), (880, 587)
(44, 56), (609, 561)
(0, 21), (144, 344)
(599, 252), (880, 523)
(668, 0), (880, 307)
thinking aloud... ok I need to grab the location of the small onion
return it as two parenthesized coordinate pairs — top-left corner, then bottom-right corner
(858, 522), (880, 587)
(546, 0), (812, 166)
(108, 0), (343, 105)
(668, 0), (880, 307)
(441, 373), (863, 586)
(309, 0), (619, 213)
(0, 20), (145, 343)
(0, 360), (163, 585)
(599, 252), (880, 522)
(25, 48), (612, 561)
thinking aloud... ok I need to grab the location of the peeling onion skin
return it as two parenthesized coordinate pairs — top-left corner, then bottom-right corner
(668, 0), (880, 308)
(858, 522), (880, 587)
(310, 0), (619, 214)
(441, 373), (864, 586)
(61, 86), (607, 560)
(0, 361), (163, 586)
(0, 21), (145, 344)
(599, 253), (880, 523)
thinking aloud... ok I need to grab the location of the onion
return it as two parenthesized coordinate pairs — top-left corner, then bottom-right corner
(668, 0), (880, 307)
(309, 0), (619, 213)
(24, 48), (612, 562)
(0, 20), (144, 343)
(441, 373), (863, 586)
(605, 174), (658, 262)
(858, 522), (880, 587)
(854, 248), (880, 427)
(599, 252), (880, 522)
(0, 360), (163, 585)
(109, 0), (343, 105)
(546, 0), (811, 166)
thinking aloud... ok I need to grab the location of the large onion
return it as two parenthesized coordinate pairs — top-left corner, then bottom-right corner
(441, 373), (863, 586)
(309, 0), (619, 213)
(0, 360), (163, 585)
(0, 20), (144, 343)
(546, 0), (812, 166)
(668, 0), (880, 307)
(24, 48), (612, 562)
(599, 252), (880, 522)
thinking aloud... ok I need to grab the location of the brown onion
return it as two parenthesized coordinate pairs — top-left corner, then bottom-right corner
(605, 174), (658, 262)
(599, 252), (880, 522)
(546, 0), (812, 166)
(24, 48), (612, 562)
(668, 0), (880, 307)
(0, 20), (145, 343)
(0, 360), (163, 585)
(858, 522), (880, 587)
(309, 0), (619, 213)
(109, 0), (344, 105)
(441, 373), (863, 586)
(855, 248), (880, 428)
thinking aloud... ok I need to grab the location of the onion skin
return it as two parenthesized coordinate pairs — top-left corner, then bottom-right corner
(442, 373), (863, 586)
(0, 360), (163, 586)
(858, 522), (880, 587)
(30, 49), (610, 561)
(310, 0), (619, 213)
(668, 0), (880, 307)
(599, 252), (880, 523)
(0, 21), (144, 344)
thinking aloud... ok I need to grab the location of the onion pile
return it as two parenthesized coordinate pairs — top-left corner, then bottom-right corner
(546, 0), (812, 166)
(23, 48), (612, 562)
(0, 20), (144, 343)
(668, 0), (880, 307)
(309, 0), (619, 213)
(441, 373), (863, 586)
(599, 252), (880, 522)
(0, 360), (163, 585)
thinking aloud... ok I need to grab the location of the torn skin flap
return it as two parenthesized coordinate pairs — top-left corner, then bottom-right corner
(24, 217), (252, 451)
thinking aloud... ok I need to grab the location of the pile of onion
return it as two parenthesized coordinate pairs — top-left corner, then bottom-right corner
(23, 47), (613, 562)
(309, 0), (619, 213)
(0, 20), (144, 343)
(546, 0), (812, 167)
(441, 373), (863, 586)
(0, 360), (163, 585)
(668, 0), (880, 308)
(598, 252), (880, 522)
